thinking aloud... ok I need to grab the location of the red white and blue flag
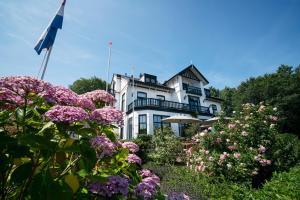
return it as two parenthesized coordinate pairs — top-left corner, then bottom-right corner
(34, 0), (66, 55)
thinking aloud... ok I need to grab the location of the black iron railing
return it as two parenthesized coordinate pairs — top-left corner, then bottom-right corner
(182, 83), (202, 96)
(127, 98), (211, 115)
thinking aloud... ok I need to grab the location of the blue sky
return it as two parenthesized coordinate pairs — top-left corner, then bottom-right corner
(1, 0), (299, 89)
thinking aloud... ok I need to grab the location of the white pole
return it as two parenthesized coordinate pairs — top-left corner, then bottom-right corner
(132, 66), (135, 139)
(106, 42), (112, 92)
(40, 47), (53, 80)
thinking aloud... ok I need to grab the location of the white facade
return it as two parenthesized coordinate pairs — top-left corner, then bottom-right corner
(111, 65), (222, 139)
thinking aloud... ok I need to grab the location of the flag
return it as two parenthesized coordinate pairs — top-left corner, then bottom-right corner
(34, 0), (66, 55)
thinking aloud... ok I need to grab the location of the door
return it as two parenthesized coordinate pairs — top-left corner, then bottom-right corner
(188, 96), (200, 111)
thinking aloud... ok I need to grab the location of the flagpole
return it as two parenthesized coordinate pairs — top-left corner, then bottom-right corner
(106, 42), (112, 92)
(131, 66), (135, 139)
(40, 47), (53, 80)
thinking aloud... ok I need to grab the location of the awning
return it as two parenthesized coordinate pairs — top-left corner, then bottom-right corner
(162, 115), (202, 124)
(201, 117), (232, 125)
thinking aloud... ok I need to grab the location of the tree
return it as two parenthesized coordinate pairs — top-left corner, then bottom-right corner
(69, 76), (108, 94)
(220, 87), (236, 116)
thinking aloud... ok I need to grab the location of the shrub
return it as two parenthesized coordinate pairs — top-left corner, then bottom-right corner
(133, 134), (153, 163)
(271, 133), (300, 172)
(187, 103), (280, 185)
(148, 127), (183, 165)
(0, 76), (167, 200)
(251, 165), (300, 200)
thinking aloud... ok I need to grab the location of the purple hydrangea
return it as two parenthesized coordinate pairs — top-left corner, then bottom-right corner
(89, 176), (128, 197)
(40, 86), (79, 106)
(90, 107), (123, 126)
(127, 154), (142, 165)
(90, 135), (116, 158)
(0, 88), (24, 109)
(77, 96), (96, 110)
(82, 90), (115, 104)
(122, 141), (139, 153)
(134, 178), (159, 200)
(167, 192), (190, 200)
(45, 105), (89, 123)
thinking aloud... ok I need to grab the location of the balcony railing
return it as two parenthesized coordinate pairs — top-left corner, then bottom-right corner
(127, 98), (211, 116)
(182, 83), (202, 96)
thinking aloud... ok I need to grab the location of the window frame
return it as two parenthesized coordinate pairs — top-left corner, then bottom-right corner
(156, 95), (165, 101)
(138, 114), (147, 135)
(121, 93), (126, 112)
(153, 115), (170, 132)
(137, 91), (147, 99)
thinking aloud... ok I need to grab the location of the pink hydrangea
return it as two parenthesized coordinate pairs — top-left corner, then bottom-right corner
(82, 90), (115, 104)
(0, 76), (51, 97)
(122, 141), (139, 153)
(90, 107), (123, 126)
(219, 152), (229, 161)
(0, 88), (24, 109)
(167, 192), (190, 200)
(139, 169), (153, 178)
(41, 86), (79, 106)
(228, 145), (236, 151)
(90, 135), (116, 158)
(241, 131), (248, 136)
(269, 115), (278, 122)
(77, 96), (96, 110)
(45, 105), (88, 123)
(89, 176), (128, 197)
(127, 154), (142, 165)
(216, 137), (222, 144)
(259, 159), (272, 166)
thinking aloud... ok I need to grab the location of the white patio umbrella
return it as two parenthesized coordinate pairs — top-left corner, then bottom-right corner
(162, 115), (202, 124)
(201, 117), (232, 125)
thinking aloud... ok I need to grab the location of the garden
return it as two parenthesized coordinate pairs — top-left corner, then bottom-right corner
(1, 76), (299, 200)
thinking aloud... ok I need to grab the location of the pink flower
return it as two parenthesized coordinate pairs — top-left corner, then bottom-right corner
(45, 105), (88, 123)
(91, 107), (123, 126)
(241, 131), (248, 136)
(216, 137), (222, 144)
(41, 86), (79, 106)
(122, 142), (139, 153)
(90, 135), (116, 158)
(219, 131), (225, 135)
(127, 154), (142, 165)
(82, 90), (115, 104)
(228, 145), (236, 151)
(228, 123), (236, 129)
(139, 169), (153, 178)
(259, 159), (272, 166)
(77, 96), (96, 110)
(269, 115), (278, 122)
(204, 150), (209, 155)
(234, 153), (241, 159)
(258, 145), (266, 153)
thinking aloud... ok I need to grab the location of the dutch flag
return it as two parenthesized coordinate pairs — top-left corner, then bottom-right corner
(34, 0), (66, 55)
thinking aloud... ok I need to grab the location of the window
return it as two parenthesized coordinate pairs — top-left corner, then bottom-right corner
(137, 91), (147, 99)
(153, 115), (170, 131)
(139, 114), (147, 135)
(145, 77), (150, 83)
(150, 78), (156, 84)
(120, 127), (124, 139)
(156, 95), (165, 101)
(128, 117), (133, 140)
(211, 104), (218, 114)
(121, 93), (125, 112)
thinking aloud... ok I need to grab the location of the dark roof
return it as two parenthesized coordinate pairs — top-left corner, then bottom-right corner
(163, 64), (209, 85)
(206, 96), (224, 102)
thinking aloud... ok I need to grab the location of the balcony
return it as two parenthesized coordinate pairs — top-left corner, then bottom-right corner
(182, 83), (202, 96)
(127, 98), (211, 116)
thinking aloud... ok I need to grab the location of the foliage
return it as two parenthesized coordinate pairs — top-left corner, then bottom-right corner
(69, 76), (108, 94)
(187, 103), (280, 185)
(271, 133), (300, 172)
(133, 134), (153, 163)
(184, 123), (202, 139)
(250, 165), (300, 200)
(0, 76), (166, 200)
(148, 127), (183, 165)
(220, 65), (300, 136)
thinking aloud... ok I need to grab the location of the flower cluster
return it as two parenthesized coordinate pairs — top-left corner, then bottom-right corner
(127, 154), (142, 165)
(82, 90), (115, 104)
(89, 176), (128, 197)
(135, 174), (160, 200)
(41, 86), (79, 106)
(45, 105), (89, 123)
(167, 192), (190, 200)
(90, 135), (116, 158)
(76, 96), (96, 110)
(122, 141), (139, 153)
(90, 107), (123, 126)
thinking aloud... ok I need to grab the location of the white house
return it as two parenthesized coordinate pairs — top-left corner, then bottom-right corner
(111, 65), (222, 139)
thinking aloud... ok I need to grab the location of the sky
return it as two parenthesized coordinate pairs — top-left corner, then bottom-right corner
(0, 0), (300, 89)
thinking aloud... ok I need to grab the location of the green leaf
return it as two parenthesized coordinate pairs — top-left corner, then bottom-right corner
(64, 175), (80, 193)
(37, 121), (55, 135)
(10, 161), (33, 185)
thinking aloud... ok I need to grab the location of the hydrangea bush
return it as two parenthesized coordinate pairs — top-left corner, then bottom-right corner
(0, 76), (175, 199)
(186, 103), (279, 184)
